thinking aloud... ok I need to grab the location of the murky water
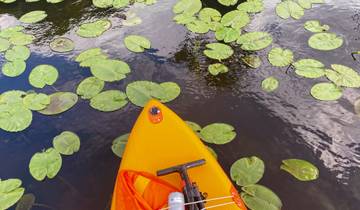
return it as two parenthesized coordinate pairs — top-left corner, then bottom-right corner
(0, 0), (360, 209)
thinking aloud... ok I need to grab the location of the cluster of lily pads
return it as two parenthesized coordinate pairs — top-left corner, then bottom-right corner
(92, 0), (157, 9)
(0, 0), (63, 3)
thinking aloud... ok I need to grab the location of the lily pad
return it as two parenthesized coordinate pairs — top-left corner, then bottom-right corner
(19, 10), (47, 24)
(261, 76), (279, 92)
(186, 121), (202, 132)
(111, 133), (129, 158)
(207, 146), (217, 159)
(242, 55), (262, 68)
(237, 0), (264, 13)
(90, 59), (130, 82)
(268, 47), (294, 67)
(50, 37), (75, 53)
(2, 60), (27, 77)
(304, 20), (330, 33)
(29, 65), (59, 88)
(186, 20), (210, 34)
(9, 33), (35, 46)
(241, 184), (282, 210)
(325, 64), (360, 88)
(29, 148), (62, 181)
(203, 43), (234, 61)
(76, 77), (105, 99)
(215, 26), (241, 43)
(113, 0), (130, 8)
(217, 0), (237, 6)
(124, 35), (151, 52)
(173, 13), (196, 25)
(90, 90), (128, 112)
(276, 1), (304, 20)
(5, 45), (31, 61)
(0, 104), (32, 132)
(237, 32), (273, 51)
(75, 48), (103, 62)
(0, 90), (26, 105)
(126, 81), (164, 107)
(79, 55), (108, 68)
(310, 82), (342, 101)
(230, 156), (265, 186)
(172, 0), (202, 16)
(15, 193), (36, 210)
(354, 98), (360, 116)
(200, 123), (236, 144)
(92, 0), (113, 8)
(281, 159), (319, 181)
(221, 10), (250, 30)
(76, 19), (111, 38)
(159, 82), (181, 103)
(0, 26), (24, 39)
(208, 63), (229, 76)
(53, 131), (80, 155)
(308, 32), (343, 51)
(293, 59), (325, 78)
(0, 38), (10, 52)
(297, 0), (324, 9)
(199, 8), (221, 23)
(38, 92), (78, 115)
(0, 178), (25, 210)
(23, 93), (50, 111)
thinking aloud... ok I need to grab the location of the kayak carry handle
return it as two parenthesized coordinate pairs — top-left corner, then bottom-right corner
(157, 159), (206, 176)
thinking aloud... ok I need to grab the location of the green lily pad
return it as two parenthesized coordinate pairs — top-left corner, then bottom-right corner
(53, 131), (80, 155)
(90, 90), (128, 112)
(308, 32), (343, 51)
(221, 10), (250, 30)
(159, 82), (181, 103)
(237, 32), (273, 51)
(200, 123), (236, 144)
(261, 76), (279, 92)
(242, 55), (262, 69)
(5, 45), (31, 61)
(237, 0), (264, 13)
(111, 133), (129, 158)
(75, 48), (103, 62)
(15, 193), (36, 210)
(47, 0), (64, 3)
(9, 33), (35, 46)
(293, 59), (325, 78)
(76, 19), (111, 38)
(203, 43), (234, 61)
(38, 92), (78, 115)
(29, 148), (62, 181)
(90, 59), (130, 82)
(297, 0), (324, 9)
(92, 0), (113, 8)
(208, 63), (229, 76)
(113, 0), (130, 8)
(76, 77), (105, 99)
(304, 20), (330, 33)
(126, 81), (164, 107)
(310, 82), (342, 101)
(23, 93), (50, 111)
(217, 0), (237, 6)
(276, 1), (304, 20)
(50, 37), (75, 53)
(230, 156), (265, 186)
(172, 0), (202, 15)
(0, 26), (24, 39)
(215, 26), (241, 43)
(241, 184), (282, 210)
(0, 104), (32, 132)
(2, 60), (27, 77)
(0, 38), (10, 52)
(124, 35), (151, 53)
(79, 55), (108, 68)
(354, 98), (360, 116)
(186, 20), (210, 34)
(19, 10), (47, 24)
(325, 64), (360, 88)
(186, 121), (202, 132)
(0, 90), (26, 105)
(29, 65), (59, 88)
(173, 13), (196, 25)
(281, 159), (319, 181)
(199, 8), (221, 23)
(0, 178), (25, 210)
(207, 146), (217, 159)
(268, 47), (294, 67)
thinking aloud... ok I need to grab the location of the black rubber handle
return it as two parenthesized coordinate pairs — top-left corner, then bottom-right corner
(157, 159), (206, 176)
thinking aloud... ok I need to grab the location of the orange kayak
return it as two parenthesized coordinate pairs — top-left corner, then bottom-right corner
(111, 99), (246, 210)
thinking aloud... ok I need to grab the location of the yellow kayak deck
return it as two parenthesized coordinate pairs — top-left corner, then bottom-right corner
(111, 100), (246, 210)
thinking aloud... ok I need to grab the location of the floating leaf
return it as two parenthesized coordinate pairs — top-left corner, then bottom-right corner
(0, 26), (24, 39)
(0, 90), (26, 105)
(9, 33), (35, 46)
(230, 156), (265, 186)
(304, 20), (330, 33)
(207, 146), (217, 159)
(237, 32), (273, 51)
(15, 193), (36, 210)
(281, 159), (319, 181)
(308, 32), (343, 51)
(124, 35), (151, 52)
(237, 0), (264, 13)
(293, 59), (325, 78)
(199, 8), (221, 23)
(75, 48), (103, 62)
(276, 1), (304, 20)
(0, 38), (10, 52)
(0, 179), (25, 210)
(38, 92), (78, 115)
(159, 82), (181, 103)
(80, 55), (108, 68)
(354, 98), (360, 116)
(90, 90), (128, 112)
(90, 59), (130, 82)
(19, 10), (47, 24)
(92, 0), (113, 8)
(111, 133), (129, 158)
(172, 0), (202, 16)
(126, 81), (165, 107)
(173, 13), (196, 25)
(221, 10), (250, 30)
(217, 0), (238, 6)
(268, 47), (293, 67)
(23, 93), (50, 111)
(0, 104), (32, 132)
(310, 82), (342, 101)
(208, 63), (229, 76)
(53, 131), (80, 155)
(242, 55), (262, 69)
(29, 148), (62, 181)
(185, 121), (202, 132)
(215, 26), (241, 43)
(200, 123), (236, 144)
(203, 43), (233, 61)
(50, 37), (75, 53)
(47, 0), (64, 3)
(325, 64), (360, 88)
(261, 76), (279, 92)
(29, 65), (59, 88)
(2, 60), (27, 77)
(297, 0), (324, 9)
(186, 20), (210, 34)
(5, 45), (31, 61)
(113, 0), (130, 8)
(76, 19), (111, 38)
(76, 77), (105, 99)
(241, 184), (282, 210)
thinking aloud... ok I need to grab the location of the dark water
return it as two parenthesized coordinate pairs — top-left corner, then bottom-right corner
(0, 0), (360, 209)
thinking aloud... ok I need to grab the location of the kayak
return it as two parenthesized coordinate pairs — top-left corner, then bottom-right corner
(111, 99), (247, 210)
